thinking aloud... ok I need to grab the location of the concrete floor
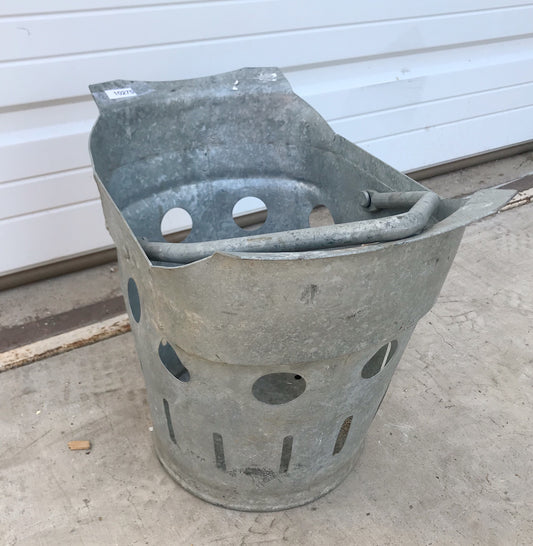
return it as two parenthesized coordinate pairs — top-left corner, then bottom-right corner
(1, 166), (532, 544)
(420, 149), (533, 198)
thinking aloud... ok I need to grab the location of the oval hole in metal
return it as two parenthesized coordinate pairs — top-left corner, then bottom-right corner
(309, 204), (334, 227)
(161, 207), (193, 242)
(163, 398), (177, 444)
(333, 416), (353, 455)
(279, 435), (293, 473)
(252, 373), (306, 405)
(158, 340), (190, 382)
(361, 340), (398, 379)
(213, 433), (226, 471)
(127, 277), (141, 323)
(232, 196), (267, 230)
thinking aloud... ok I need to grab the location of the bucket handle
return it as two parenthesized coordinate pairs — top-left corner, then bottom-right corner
(140, 190), (440, 264)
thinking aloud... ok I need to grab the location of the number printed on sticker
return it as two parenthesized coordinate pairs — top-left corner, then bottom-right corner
(105, 88), (137, 99)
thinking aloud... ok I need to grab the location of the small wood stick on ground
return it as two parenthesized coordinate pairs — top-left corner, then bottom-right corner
(68, 440), (91, 451)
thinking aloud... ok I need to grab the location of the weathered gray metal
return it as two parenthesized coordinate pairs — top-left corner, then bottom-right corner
(89, 67), (514, 511)
(140, 190), (441, 263)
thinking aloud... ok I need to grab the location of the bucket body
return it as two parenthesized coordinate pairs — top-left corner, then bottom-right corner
(89, 68), (513, 510)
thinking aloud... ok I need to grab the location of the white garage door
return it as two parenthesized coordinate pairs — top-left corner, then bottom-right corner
(2, 0), (533, 277)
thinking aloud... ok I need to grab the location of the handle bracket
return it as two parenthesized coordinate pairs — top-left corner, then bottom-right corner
(140, 190), (440, 264)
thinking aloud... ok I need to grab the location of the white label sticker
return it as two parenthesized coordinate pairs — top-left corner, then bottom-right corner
(105, 88), (137, 99)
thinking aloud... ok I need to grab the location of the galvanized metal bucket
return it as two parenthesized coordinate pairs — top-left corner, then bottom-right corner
(89, 68), (513, 511)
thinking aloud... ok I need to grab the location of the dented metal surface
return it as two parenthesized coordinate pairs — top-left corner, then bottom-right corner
(89, 67), (514, 511)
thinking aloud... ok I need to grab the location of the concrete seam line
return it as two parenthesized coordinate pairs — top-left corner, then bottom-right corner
(0, 313), (130, 373)
(0, 295), (127, 353)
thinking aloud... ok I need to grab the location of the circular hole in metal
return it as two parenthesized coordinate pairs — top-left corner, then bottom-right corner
(309, 205), (335, 227)
(361, 340), (398, 379)
(158, 340), (190, 382)
(232, 196), (267, 230)
(127, 277), (141, 323)
(161, 207), (193, 242)
(252, 373), (306, 405)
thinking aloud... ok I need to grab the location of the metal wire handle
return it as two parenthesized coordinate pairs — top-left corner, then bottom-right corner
(140, 190), (440, 264)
